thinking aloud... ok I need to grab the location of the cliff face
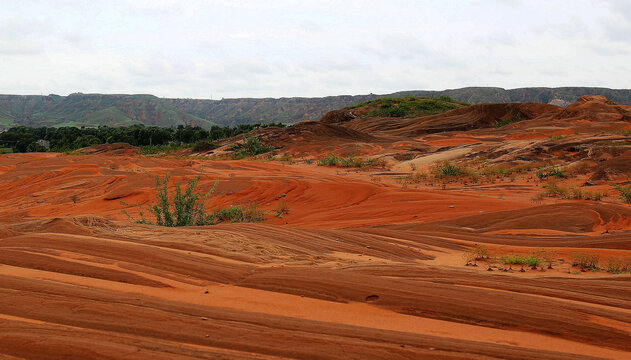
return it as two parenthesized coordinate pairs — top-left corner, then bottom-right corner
(1, 87), (630, 128)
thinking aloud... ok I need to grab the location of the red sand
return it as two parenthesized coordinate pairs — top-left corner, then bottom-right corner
(0, 153), (630, 359)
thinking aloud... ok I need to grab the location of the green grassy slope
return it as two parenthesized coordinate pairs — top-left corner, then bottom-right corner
(0, 94), (216, 128)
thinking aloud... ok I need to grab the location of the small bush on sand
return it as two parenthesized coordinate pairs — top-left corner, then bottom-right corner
(434, 161), (463, 177)
(571, 252), (600, 271)
(317, 153), (340, 166)
(274, 200), (290, 218)
(606, 256), (623, 274)
(536, 168), (567, 180)
(316, 153), (382, 168)
(231, 136), (274, 159)
(501, 255), (527, 271)
(614, 185), (631, 204)
(122, 173), (215, 226)
(122, 173), (266, 226)
(213, 203), (265, 223)
(463, 244), (490, 266)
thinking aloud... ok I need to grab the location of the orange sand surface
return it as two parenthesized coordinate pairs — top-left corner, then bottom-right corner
(1, 151), (630, 359)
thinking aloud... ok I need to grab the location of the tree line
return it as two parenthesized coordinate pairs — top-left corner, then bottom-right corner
(0, 123), (285, 153)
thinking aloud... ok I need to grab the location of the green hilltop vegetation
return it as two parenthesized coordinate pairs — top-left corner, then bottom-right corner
(0, 87), (629, 129)
(350, 96), (469, 117)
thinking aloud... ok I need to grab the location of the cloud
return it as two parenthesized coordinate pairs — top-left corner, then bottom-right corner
(0, 0), (629, 97)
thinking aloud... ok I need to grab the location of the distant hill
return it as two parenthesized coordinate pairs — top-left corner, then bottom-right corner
(1, 87), (629, 128)
(0, 93), (215, 128)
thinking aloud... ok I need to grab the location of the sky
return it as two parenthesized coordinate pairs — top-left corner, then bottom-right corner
(1, 0), (630, 99)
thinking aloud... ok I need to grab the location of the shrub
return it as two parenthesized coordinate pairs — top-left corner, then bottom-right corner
(614, 185), (631, 204)
(317, 153), (340, 166)
(407, 172), (427, 183)
(541, 181), (568, 198)
(501, 255), (527, 271)
(524, 256), (543, 269)
(192, 140), (217, 153)
(122, 173), (215, 227)
(463, 244), (490, 266)
(231, 136), (274, 159)
(316, 153), (379, 168)
(571, 252), (600, 270)
(606, 256), (623, 274)
(434, 161), (463, 177)
(536, 168), (567, 180)
(493, 113), (524, 128)
(548, 135), (566, 141)
(274, 200), (290, 218)
(213, 203), (265, 223)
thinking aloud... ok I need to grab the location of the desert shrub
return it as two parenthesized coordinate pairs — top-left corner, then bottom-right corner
(433, 161), (478, 181)
(541, 181), (568, 198)
(407, 172), (427, 183)
(213, 203), (265, 223)
(568, 187), (583, 200)
(606, 256), (623, 274)
(536, 168), (567, 180)
(548, 135), (566, 141)
(192, 140), (217, 153)
(316, 153), (379, 168)
(473, 244), (490, 260)
(278, 153), (295, 164)
(501, 255), (527, 271)
(584, 191), (604, 201)
(317, 153), (341, 166)
(571, 252), (600, 270)
(231, 136), (274, 159)
(493, 113), (524, 128)
(434, 161), (463, 177)
(140, 143), (191, 155)
(274, 200), (290, 218)
(524, 256), (543, 269)
(614, 185), (631, 204)
(122, 173), (215, 227)
(463, 244), (490, 266)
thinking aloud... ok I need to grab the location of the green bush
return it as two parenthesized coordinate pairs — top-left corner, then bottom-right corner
(123, 173), (214, 226)
(493, 113), (524, 128)
(316, 153), (379, 168)
(317, 153), (341, 166)
(571, 252), (600, 270)
(231, 136), (274, 159)
(123, 173), (267, 227)
(536, 168), (567, 180)
(432, 161), (479, 180)
(192, 140), (217, 153)
(213, 204), (265, 223)
(614, 185), (631, 204)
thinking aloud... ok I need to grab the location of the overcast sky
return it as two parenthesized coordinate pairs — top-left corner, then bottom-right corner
(1, 0), (630, 98)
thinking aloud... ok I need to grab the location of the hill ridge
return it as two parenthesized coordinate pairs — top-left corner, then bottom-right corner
(1, 87), (630, 128)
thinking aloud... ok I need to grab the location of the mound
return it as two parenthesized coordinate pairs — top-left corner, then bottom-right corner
(589, 149), (631, 181)
(319, 109), (357, 124)
(554, 95), (631, 122)
(258, 121), (381, 153)
(76, 142), (140, 156)
(341, 103), (559, 136)
(400, 202), (631, 234)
